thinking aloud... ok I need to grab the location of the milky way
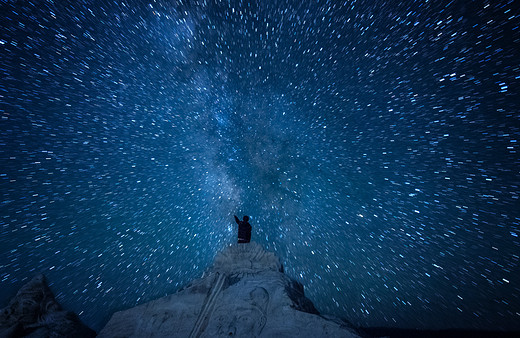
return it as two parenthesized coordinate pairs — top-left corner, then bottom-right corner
(1, 0), (519, 332)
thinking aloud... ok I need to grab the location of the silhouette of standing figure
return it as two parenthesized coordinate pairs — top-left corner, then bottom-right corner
(234, 215), (252, 243)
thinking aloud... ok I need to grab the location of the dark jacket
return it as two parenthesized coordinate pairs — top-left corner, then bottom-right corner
(234, 216), (252, 243)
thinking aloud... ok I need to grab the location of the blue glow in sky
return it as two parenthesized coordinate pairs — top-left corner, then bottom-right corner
(1, 0), (519, 332)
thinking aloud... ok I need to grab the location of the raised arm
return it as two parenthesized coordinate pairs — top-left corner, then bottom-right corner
(234, 215), (240, 224)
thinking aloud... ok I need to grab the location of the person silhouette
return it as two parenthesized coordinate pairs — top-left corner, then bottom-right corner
(234, 215), (252, 243)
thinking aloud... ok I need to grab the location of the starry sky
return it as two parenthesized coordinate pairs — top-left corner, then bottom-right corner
(1, 0), (520, 332)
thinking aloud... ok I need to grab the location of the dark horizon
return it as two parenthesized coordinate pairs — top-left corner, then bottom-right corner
(1, 0), (519, 333)
(360, 327), (520, 338)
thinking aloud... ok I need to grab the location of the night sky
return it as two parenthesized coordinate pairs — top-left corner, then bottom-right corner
(1, 0), (520, 332)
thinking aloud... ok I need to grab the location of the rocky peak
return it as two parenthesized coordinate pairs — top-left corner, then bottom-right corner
(0, 274), (96, 338)
(99, 242), (361, 337)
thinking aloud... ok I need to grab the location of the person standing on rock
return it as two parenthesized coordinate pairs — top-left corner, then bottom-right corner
(234, 215), (252, 243)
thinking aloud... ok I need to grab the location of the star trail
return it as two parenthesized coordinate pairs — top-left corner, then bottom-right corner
(1, 0), (520, 332)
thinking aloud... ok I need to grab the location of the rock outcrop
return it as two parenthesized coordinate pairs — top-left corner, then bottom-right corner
(99, 242), (361, 337)
(0, 274), (96, 338)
